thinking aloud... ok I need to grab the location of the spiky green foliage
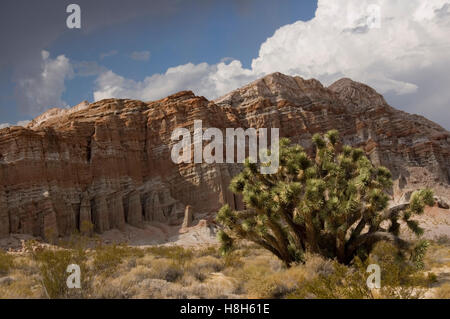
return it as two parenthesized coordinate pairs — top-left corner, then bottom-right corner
(217, 130), (434, 266)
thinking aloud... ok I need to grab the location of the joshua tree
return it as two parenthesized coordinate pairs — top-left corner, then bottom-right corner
(216, 130), (434, 267)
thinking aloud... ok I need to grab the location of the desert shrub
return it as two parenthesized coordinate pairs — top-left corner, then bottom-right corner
(197, 246), (221, 258)
(222, 252), (243, 268)
(246, 267), (308, 298)
(426, 272), (438, 284)
(194, 255), (224, 272)
(93, 244), (144, 273)
(10, 255), (37, 276)
(289, 259), (374, 299)
(187, 256), (224, 282)
(147, 259), (183, 282)
(163, 265), (183, 282)
(0, 249), (14, 276)
(143, 246), (195, 283)
(223, 253), (288, 298)
(217, 131), (434, 266)
(435, 283), (450, 299)
(145, 246), (193, 267)
(31, 245), (89, 299)
(225, 253), (330, 298)
(370, 242), (434, 286)
(95, 265), (154, 298)
(289, 242), (433, 299)
(0, 272), (42, 298)
(182, 277), (235, 299)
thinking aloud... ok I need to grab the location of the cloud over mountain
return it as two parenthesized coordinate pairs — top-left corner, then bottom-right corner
(93, 0), (450, 128)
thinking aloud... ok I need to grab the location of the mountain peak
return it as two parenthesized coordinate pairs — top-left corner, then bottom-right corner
(215, 72), (330, 108)
(328, 77), (388, 112)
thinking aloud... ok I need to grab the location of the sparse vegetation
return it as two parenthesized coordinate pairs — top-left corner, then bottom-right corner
(93, 244), (144, 274)
(29, 241), (89, 298)
(0, 249), (14, 276)
(435, 283), (450, 299)
(0, 238), (448, 299)
(288, 242), (435, 299)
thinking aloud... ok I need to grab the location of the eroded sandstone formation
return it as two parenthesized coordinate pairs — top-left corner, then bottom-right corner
(0, 73), (449, 239)
(182, 205), (194, 229)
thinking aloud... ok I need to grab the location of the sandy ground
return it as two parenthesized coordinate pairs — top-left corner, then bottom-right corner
(424, 265), (450, 298)
(0, 218), (219, 251)
(402, 206), (450, 240)
(99, 220), (218, 247)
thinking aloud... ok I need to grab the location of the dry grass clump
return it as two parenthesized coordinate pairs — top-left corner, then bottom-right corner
(31, 244), (90, 298)
(422, 240), (450, 298)
(146, 258), (184, 282)
(92, 245), (231, 299)
(0, 249), (14, 276)
(424, 242), (450, 270)
(196, 245), (222, 258)
(144, 246), (193, 263)
(434, 283), (450, 299)
(0, 270), (43, 299)
(0, 238), (449, 299)
(93, 265), (156, 298)
(186, 256), (224, 282)
(0, 249), (44, 299)
(287, 242), (437, 299)
(225, 251), (333, 298)
(93, 244), (144, 274)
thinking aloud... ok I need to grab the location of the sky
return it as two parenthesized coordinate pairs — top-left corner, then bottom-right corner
(0, 0), (449, 129)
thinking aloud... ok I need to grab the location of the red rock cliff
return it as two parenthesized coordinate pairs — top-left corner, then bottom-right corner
(0, 73), (449, 239)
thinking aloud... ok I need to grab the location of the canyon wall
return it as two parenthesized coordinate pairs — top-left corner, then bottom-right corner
(0, 73), (449, 239)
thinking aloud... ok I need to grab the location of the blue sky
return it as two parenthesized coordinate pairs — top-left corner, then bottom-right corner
(60, 0), (317, 105)
(0, 0), (317, 125)
(1, 0), (449, 129)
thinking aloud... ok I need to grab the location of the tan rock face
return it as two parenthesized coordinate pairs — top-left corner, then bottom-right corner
(0, 73), (449, 239)
(182, 205), (194, 229)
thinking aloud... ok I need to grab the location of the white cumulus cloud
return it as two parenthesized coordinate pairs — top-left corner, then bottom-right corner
(0, 120), (30, 129)
(251, 0), (450, 97)
(15, 50), (74, 116)
(94, 60), (255, 101)
(91, 0), (449, 129)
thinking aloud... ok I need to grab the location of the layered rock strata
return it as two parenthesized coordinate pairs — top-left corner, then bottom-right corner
(0, 73), (448, 239)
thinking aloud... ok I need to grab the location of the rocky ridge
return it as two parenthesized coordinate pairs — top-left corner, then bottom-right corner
(0, 72), (449, 240)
